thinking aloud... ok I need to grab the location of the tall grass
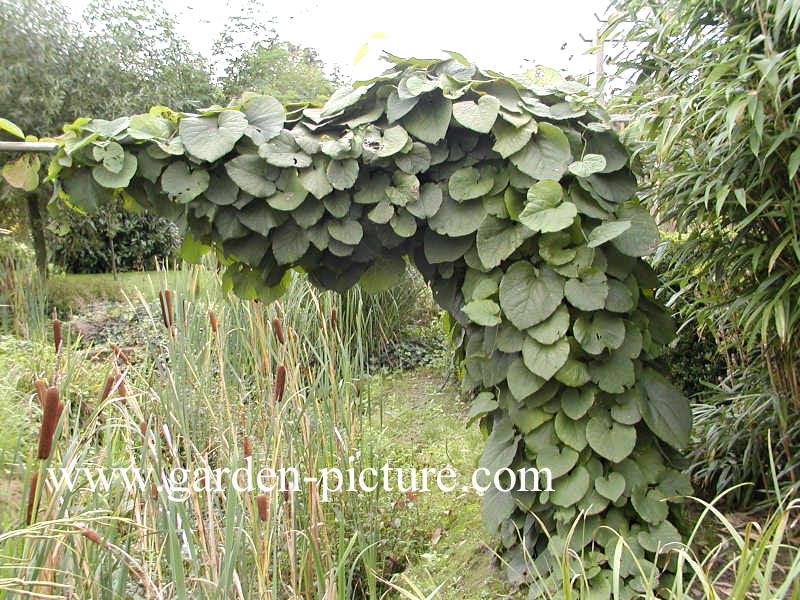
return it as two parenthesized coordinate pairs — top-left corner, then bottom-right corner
(0, 263), (401, 599)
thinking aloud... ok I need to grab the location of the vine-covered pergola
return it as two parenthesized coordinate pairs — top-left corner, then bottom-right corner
(48, 53), (691, 594)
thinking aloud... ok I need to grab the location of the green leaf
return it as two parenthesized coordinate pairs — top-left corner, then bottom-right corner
(389, 208), (417, 237)
(179, 110), (248, 162)
(320, 85), (370, 117)
(550, 466), (590, 507)
(328, 218), (364, 245)
(595, 473), (625, 502)
(224, 155), (277, 197)
(179, 231), (211, 263)
(449, 167), (495, 201)
(527, 304), (570, 345)
(326, 159), (359, 190)
(259, 131), (313, 168)
(565, 268), (608, 311)
(452, 94), (501, 133)
(568, 154), (607, 177)
(522, 337), (570, 380)
(555, 359), (591, 387)
(638, 369), (691, 449)
(510, 122), (571, 180)
(242, 95), (285, 141)
(492, 119), (537, 159)
(406, 182), (443, 219)
(611, 206), (660, 257)
(367, 201), (394, 224)
(631, 487), (668, 525)
(507, 357), (546, 401)
(536, 446), (579, 479)
(2, 154), (40, 191)
(92, 152), (137, 189)
(0, 117), (24, 139)
(463, 299), (502, 326)
(271, 222), (309, 264)
(586, 414), (636, 463)
(402, 92), (452, 144)
(590, 351), (635, 394)
(160, 161), (209, 202)
(499, 262), (564, 330)
(359, 255), (406, 293)
(423, 230), (473, 264)
(554, 411), (588, 451)
(476, 215), (532, 269)
(587, 220), (631, 248)
(585, 132), (628, 173)
(561, 387), (595, 420)
(268, 170), (308, 210)
(573, 312), (626, 355)
(520, 202), (577, 233)
(467, 392), (498, 425)
(375, 125), (409, 158)
(61, 168), (106, 212)
(428, 194), (486, 237)
(298, 157), (333, 199)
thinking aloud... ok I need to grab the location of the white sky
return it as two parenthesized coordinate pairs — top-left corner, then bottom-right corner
(65, 0), (611, 84)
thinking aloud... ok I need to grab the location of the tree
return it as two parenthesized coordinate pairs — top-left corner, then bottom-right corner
(211, 0), (343, 105)
(0, 0), (212, 273)
(218, 40), (341, 105)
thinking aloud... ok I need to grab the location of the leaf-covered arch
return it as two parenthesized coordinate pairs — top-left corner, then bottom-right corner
(51, 53), (692, 593)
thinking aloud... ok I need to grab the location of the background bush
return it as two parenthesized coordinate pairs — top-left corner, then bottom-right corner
(50, 200), (180, 273)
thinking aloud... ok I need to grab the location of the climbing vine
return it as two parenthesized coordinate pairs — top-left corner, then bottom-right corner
(48, 53), (692, 595)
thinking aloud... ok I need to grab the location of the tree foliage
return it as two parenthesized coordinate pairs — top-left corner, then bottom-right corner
(606, 0), (800, 500)
(47, 53), (692, 593)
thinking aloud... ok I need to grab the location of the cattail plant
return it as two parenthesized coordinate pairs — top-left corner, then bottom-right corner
(34, 378), (46, 405)
(110, 343), (129, 364)
(158, 289), (175, 333)
(52, 318), (62, 354)
(37, 386), (61, 460)
(25, 472), (38, 525)
(273, 365), (286, 403)
(255, 494), (268, 522)
(242, 435), (252, 459)
(209, 310), (218, 335)
(272, 316), (285, 345)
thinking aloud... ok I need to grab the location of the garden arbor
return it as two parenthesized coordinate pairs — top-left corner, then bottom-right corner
(51, 54), (692, 593)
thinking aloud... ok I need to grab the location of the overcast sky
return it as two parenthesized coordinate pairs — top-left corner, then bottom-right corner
(66, 0), (611, 83)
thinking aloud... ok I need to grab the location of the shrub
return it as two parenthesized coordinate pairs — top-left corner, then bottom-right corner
(50, 200), (180, 273)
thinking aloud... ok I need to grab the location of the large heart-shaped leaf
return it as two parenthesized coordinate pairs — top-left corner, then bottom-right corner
(499, 262), (564, 330)
(586, 414), (636, 463)
(638, 368), (691, 449)
(452, 94), (501, 133)
(179, 110), (248, 162)
(161, 161), (210, 203)
(510, 122), (571, 180)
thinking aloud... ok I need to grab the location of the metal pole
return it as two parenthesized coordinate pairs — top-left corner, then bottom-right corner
(0, 141), (58, 152)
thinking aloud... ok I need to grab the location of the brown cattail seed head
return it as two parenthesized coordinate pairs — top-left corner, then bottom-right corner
(256, 493), (268, 521)
(34, 379), (47, 405)
(150, 482), (159, 500)
(113, 366), (128, 403)
(100, 374), (114, 402)
(209, 310), (218, 335)
(242, 435), (252, 459)
(81, 528), (104, 546)
(139, 420), (147, 437)
(26, 472), (38, 525)
(330, 307), (338, 330)
(37, 386), (61, 460)
(272, 317), (285, 345)
(52, 319), (62, 354)
(273, 365), (286, 402)
(110, 343), (129, 364)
